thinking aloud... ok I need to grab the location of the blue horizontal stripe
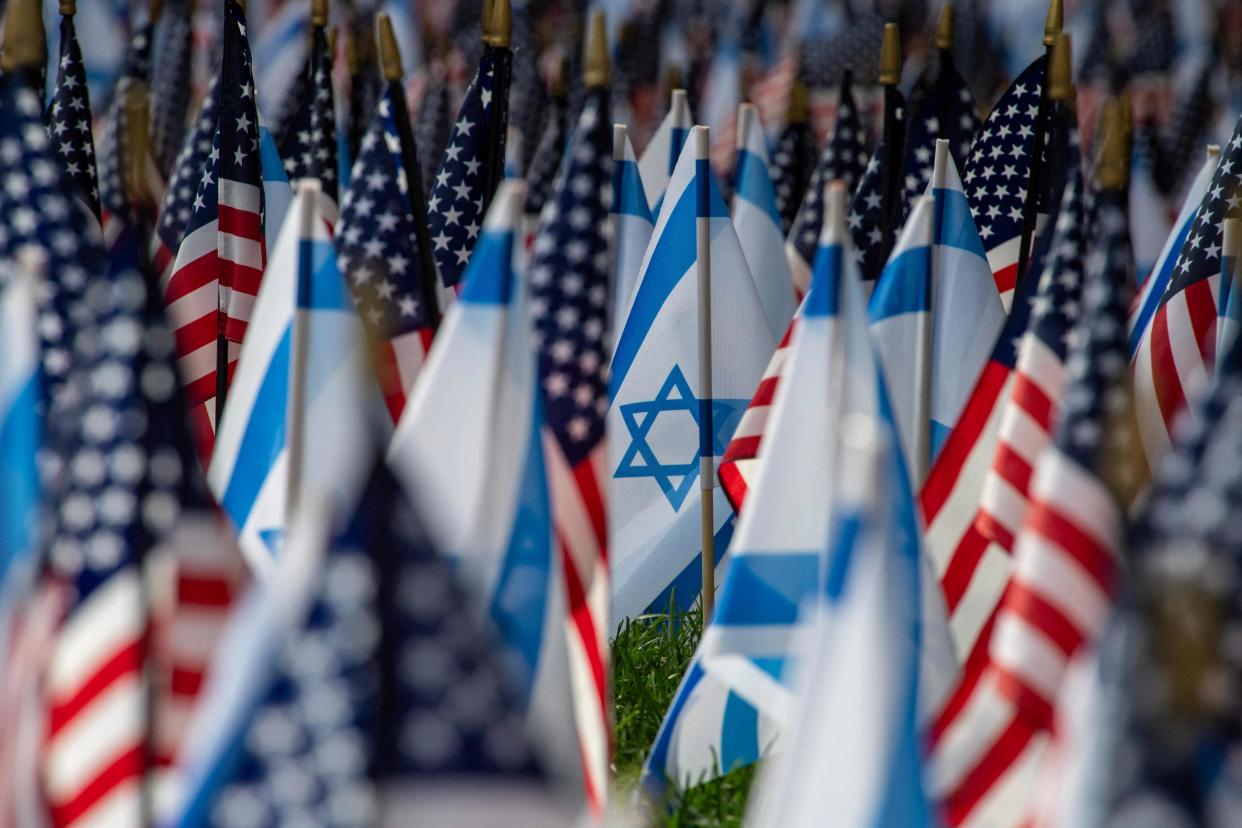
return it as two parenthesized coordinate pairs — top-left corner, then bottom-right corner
(669, 126), (689, 177)
(646, 515), (734, 617)
(298, 239), (353, 311)
(714, 551), (820, 625)
(459, 229), (515, 305)
(221, 328), (293, 531)
(869, 246), (932, 321)
(933, 187), (987, 258)
(733, 148), (783, 228)
(612, 160), (652, 221)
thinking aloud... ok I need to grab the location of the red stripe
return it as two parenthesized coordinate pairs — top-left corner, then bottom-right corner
(992, 262), (1019, 298)
(223, 315), (251, 345)
(1148, 306), (1187, 435)
(940, 525), (990, 613)
(572, 457), (609, 560)
(721, 434), (761, 464)
(1000, 581), (1085, 659)
(182, 369), (220, 408)
(942, 715), (1037, 826)
(47, 638), (145, 737)
(929, 609), (999, 748)
(719, 462), (748, 513)
(47, 744), (146, 827)
(748, 375), (780, 407)
(1009, 372), (1055, 430)
(992, 667), (1055, 733)
(991, 442), (1036, 501)
(1023, 499), (1117, 595)
(220, 263), (264, 300)
(973, 512), (1015, 553)
(169, 666), (205, 697)
(172, 311), (218, 364)
(374, 341), (407, 423)
(1185, 278), (1217, 365)
(176, 574), (233, 607)
(921, 362), (1009, 522)
(187, 401), (215, 466)
(165, 250), (219, 305)
(217, 203), (262, 241)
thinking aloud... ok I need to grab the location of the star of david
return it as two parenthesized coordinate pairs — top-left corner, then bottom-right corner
(614, 364), (747, 511)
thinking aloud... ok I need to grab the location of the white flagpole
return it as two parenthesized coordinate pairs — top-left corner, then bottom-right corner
(696, 125), (716, 621)
(286, 178), (320, 527)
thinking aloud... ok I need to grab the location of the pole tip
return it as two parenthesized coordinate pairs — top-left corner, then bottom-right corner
(59, 0), (75, 16)
(787, 77), (808, 124)
(123, 79), (151, 206)
(483, 0), (510, 48)
(936, 4), (954, 51)
(377, 13), (403, 82)
(1208, 144), (1222, 162)
(584, 9), (609, 88)
(1224, 218), (1241, 258)
(1044, 0), (1063, 46)
(1096, 97), (1129, 191)
(0, 0), (46, 72)
(1048, 32), (1073, 102)
(879, 23), (901, 87)
(311, 0), (328, 26)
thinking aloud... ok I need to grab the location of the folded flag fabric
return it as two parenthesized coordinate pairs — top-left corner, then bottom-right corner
(636, 89), (692, 215)
(608, 127), (775, 624)
(611, 125), (654, 332)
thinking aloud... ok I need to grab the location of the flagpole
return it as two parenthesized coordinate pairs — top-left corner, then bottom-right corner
(695, 125), (716, 621)
(286, 179), (320, 526)
(935, 3), (953, 71)
(480, 0), (512, 216)
(1013, 0), (1063, 291)
(914, 186), (936, 486)
(215, 0), (246, 427)
(878, 23), (904, 252)
(1221, 217), (1241, 374)
(0, 0), (47, 95)
(378, 14), (442, 329)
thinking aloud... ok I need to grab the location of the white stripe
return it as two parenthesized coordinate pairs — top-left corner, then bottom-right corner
(989, 612), (1069, 704)
(961, 733), (1049, 828)
(167, 221), (217, 290)
(1132, 323), (1172, 464)
(59, 778), (143, 828)
(985, 236), (1021, 276)
(1165, 289), (1210, 411)
(1029, 451), (1121, 555)
(218, 231), (264, 271)
(1016, 335), (1064, 407)
(947, 541), (1011, 659)
(390, 330), (428, 395)
(1009, 534), (1112, 637)
(996, 402), (1050, 468)
(220, 287), (257, 323)
(177, 340), (217, 386)
(928, 670), (1015, 796)
(165, 281), (217, 335)
(47, 573), (143, 697)
(978, 471), (1026, 538)
(44, 672), (145, 800)
(218, 178), (261, 213)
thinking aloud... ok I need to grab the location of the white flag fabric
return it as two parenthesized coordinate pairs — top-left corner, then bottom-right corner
(609, 126), (775, 625)
(636, 90), (693, 215)
(612, 126), (655, 331)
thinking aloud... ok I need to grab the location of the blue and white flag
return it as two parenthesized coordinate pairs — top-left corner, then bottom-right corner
(1218, 220), (1241, 373)
(869, 193), (934, 482)
(612, 124), (654, 331)
(732, 104), (797, 341)
(609, 127), (775, 624)
(208, 182), (377, 573)
(387, 180), (582, 783)
(928, 140), (1006, 459)
(259, 118), (292, 250)
(636, 89), (693, 214)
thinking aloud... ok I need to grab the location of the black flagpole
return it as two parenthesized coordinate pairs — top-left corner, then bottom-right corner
(378, 14), (441, 330)
(480, 0), (512, 217)
(1013, 0), (1063, 292)
(879, 23), (904, 253)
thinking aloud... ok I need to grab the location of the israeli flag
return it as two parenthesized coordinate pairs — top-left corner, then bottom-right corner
(641, 184), (955, 798)
(869, 193), (933, 483)
(609, 127), (775, 625)
(636, 89), (693, 215)
(258, 119), (292, 249)
(732, 104), (797, 340)
(387, 181), (581, 782)
(208, 182), (377, 574)
(928, 140), (1005, 459)
(612, 124), (654, 331)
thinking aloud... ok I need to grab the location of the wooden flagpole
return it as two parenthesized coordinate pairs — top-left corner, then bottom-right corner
(696, 125), (716, 621)
(378, 13), (442, 329)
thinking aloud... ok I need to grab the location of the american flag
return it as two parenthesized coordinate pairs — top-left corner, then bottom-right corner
(197, 461), (541, 825)
(901, 60), (979, 221)
(1133, 114), (1242, 468)
(334, 87), (437, 422)
(277, 23), (339, 216)
(528, 82), (612, 815)
(847, 123), (901, 284)
(426, 48), (508, 294)
(48, 14), (101, 221)
(165, 0), (267, 459)
(931, 190), (1144, 828)
(769, 96), (818, 235)
(521, 95), (569, 234)
(149, 0), (195, 178)
(152, 75), (218, 287)
(785, 74), (867, 292)
(961, 56), (1046, 309)
(413, 68), (451, 198)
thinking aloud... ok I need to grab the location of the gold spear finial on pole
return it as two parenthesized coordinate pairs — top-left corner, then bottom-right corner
(584, 9), (609, 88)
(1044, 0), (1063, 47)
(1, 0), (47, 72)
(124, 79), (152, 208)
(1048, 32), (1073, 102)
(936, 4), (954, 51)
(1097, 97), (1129, 191)
(879, 23), (901, 87)
(377, 13), (403, 82)
(311, 0), (328, 27)
(59, 0), (75, 16)
(487, 0), (511, 49)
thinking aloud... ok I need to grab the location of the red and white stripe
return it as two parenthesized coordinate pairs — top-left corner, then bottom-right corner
(929, 448), (1121, 827)
(41, 570), (150, 827)
(376, 328), (434, 423)
(1132, 274), (1217, 468)
(217, 177), (266, 344)
(985, 236), (1023, 313)
(719, 316), (797, 511)
(543, 437), (611, 816)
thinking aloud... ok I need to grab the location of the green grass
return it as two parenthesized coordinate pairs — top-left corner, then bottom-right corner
(611, 597), (756, 826)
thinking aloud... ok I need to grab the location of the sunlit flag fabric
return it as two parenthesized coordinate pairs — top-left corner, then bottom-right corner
(277, 24), (339, 219)
(169, 461), (556, 828)
(528, 86), (613, 814)
(48, 13), (101, 221)
(388, 181), (582, 785)
(608, 128), (775, 623)
(868, 193), (933, 480)
(1128, 150), (1216, 355)
(930, 191), (1145, 828)
(901, 59), (979, 221)
(424, 48), (509, 295)
(732, 105), (797, 341)
(149, 0), (195, 178)
(786, 76), (867, 294)
(610, 126), (653, 331)
(961, 56), (1046, 311)
(334, 87), (437, 423)
(208, 182), (376, 573)
(636, 90), (692, 215)
(1133, 116), (1242, 468)
(927, 142), (1007, 461)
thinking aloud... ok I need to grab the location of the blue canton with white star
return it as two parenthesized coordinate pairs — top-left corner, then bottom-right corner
(48, 16), (100, 219)
(1025, 133), (1087, 361)
(157, 75), (219, 253)
(901, 61), (978, 220)
(279, 26), (339, 204)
